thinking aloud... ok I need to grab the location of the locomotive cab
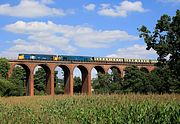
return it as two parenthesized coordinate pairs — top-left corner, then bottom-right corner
(18, 54), (24, 60)
(53, 55), (59, 61)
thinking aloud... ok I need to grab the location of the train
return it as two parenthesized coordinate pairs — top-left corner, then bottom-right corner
(18, 54), (158, 64)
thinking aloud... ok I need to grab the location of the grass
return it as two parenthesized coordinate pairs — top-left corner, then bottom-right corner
(0, 94), (179, 124)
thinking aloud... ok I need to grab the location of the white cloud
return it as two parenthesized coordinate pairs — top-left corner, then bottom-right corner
(84, 3), (96, 11)
(98, 1), (147, 17)
(0, 0), (65, 18)
(158, 0), (180, 3)
(5, 21), (138, 49)
(0, 39), (55, 59)
(107, 44), (157, 59)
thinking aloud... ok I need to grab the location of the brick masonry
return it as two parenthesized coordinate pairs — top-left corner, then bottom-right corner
(8, 60), (156, 96)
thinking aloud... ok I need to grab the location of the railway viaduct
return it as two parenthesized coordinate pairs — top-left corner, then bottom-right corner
(8, 60), (156, 96)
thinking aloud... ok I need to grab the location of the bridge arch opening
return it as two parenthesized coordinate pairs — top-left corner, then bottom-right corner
(33, 64), (51, 95)
(10, 64), (30, 96)
(54, 65), (71, 95)
(108, 66), (122, 83)
(140, 67), (149, 73)
(91, 66), (105, 93)
(73, 65), (89, 94)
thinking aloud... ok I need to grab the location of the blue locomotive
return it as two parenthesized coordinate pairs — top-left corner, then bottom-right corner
(18, 53), (158, 64)
(18, 54), (92, 62)
(18, 54), (59, 61)
(60, 55), (92, 61)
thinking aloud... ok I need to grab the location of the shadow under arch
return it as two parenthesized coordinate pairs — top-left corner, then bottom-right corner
(140, 67), (149, 73)
(11, 64), (31, 96)
(109, 66), (121, 75)
(54, 65), (71, 94)
(33, 64), (51, 95)
(73, 65), (89, 94)
(93, 66), (105, 74)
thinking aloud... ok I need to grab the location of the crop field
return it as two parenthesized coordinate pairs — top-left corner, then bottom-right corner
(0, 94), (179, 124)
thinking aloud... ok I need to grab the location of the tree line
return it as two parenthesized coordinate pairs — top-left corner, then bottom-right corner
(0, 10), (179, 96)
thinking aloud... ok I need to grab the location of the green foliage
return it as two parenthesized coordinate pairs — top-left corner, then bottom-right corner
(73, 76), (82, 93)
(93, 69), (122, 94)
(9, 66), (26, 96)
(150, 67), (180, 93)
(0, 58), (10, 79)
(34, 68), (46, 95)
(0, 78), (15, 96)
(138, 9), (180, 81)
(0, 58), (16, 96)
(123, 65), (155, 94)
(54, 78), (64, 94)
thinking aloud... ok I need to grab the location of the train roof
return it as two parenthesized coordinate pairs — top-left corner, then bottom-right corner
(19, 53), (57, 56)
(18, 53), (157, 61)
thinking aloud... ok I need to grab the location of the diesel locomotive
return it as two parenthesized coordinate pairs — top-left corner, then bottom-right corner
(18, 53), (158, 64)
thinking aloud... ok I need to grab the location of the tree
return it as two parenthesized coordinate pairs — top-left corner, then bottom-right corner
(0, 78), (15, 96)
(9, 66), (26, 96)
(93, 70), (122, 94)
(138, 10), (180, 81)
(0, 58), (10, 79)
(111, 68), (122, 84)
(149, 67), (179, 93)
(0, 58), (16, 96)
(73, 76), (82, 93)
(34, 68), (46, 95)
(93, 73), (112, 93)
(54, 71), (64, 94)
(123, 65), (155, 94)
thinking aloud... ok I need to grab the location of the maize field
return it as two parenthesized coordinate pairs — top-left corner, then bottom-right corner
(0, 94), (179, 124)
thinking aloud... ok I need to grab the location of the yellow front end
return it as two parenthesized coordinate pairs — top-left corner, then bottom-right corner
(53, 56), (58, 61)
(18, 55), (24, 60)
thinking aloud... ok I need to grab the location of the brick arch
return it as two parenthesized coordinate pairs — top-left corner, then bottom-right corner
(108, 66), (121, 75)
(33, 64), (52, 95)
(138, 66), (155, 72)
(73, 65), (91, 94)
(91, 65), (105, 74)
(54, 65), (71, 94)
(140, 67), (149, 73)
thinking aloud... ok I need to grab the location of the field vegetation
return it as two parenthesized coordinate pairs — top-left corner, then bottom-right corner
(0, 94), (179, 124)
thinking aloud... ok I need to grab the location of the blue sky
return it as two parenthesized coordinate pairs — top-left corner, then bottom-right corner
(0, 0), (179, 59)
